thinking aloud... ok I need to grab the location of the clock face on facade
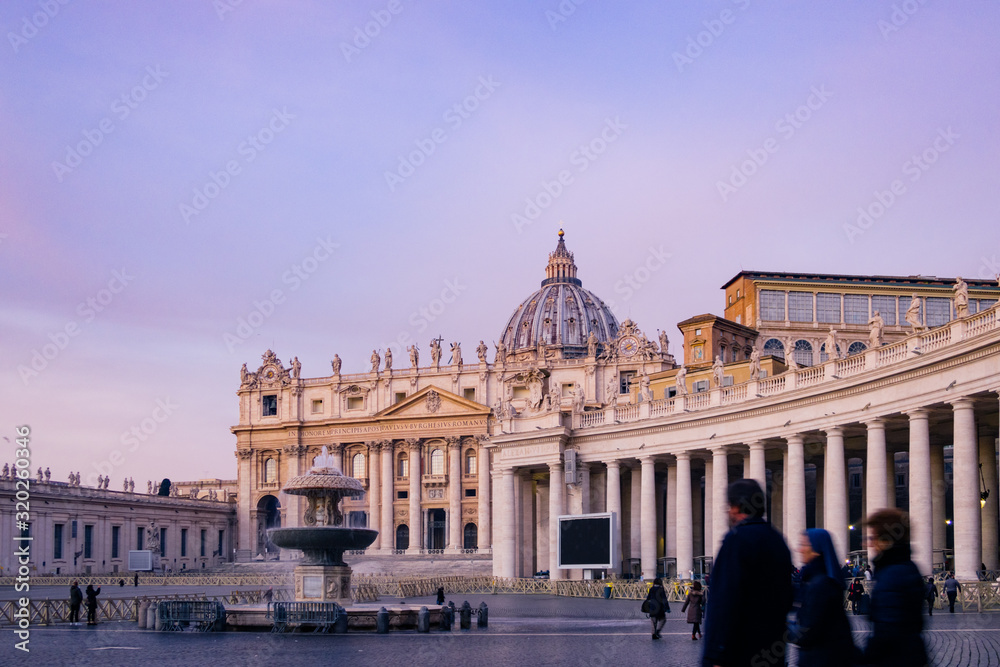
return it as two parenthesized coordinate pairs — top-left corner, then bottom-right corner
(264, 368), (276, 380)
(618, 336), (639, 356)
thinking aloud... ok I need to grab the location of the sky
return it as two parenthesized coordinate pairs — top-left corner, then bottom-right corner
(2, 1), (998, 488)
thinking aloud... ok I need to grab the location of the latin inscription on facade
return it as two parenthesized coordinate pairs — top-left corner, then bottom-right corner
(303, 418), (487, 438)
(500, 443), (560, 460)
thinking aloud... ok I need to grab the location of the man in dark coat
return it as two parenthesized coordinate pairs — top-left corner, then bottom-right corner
(862, 509), (928, 666)
(68, 582), (83, 625)
(703, 479), (794, 667)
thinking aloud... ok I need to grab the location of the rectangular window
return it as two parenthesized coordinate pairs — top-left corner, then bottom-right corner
(926, 297), (951, 327)
(872, 295), (897, 326)
(200, 529), (207, 558)
(347, 396), (363, 410)
(722, 375), (734, 387)
(181, 528), (188, 557)
(218, 530), (224, 558)
(112, 526), (120, 559)
(72, 520), (77, 539)
(160, 528), (167, 557)
(619, 371), (636, 394)
(465, 488), (476, 497)
(844, 294), (869, 325)
(394, 392), (407, 404)
(84, 525), (94, 559)
(978, 299), (996, 311)
(137, 527), (145, 550)
(693, 380), (709, 393)
(262, 394), (278, 416)
(463, 387), (476, 401)
(398, 490), (408, 499)
(311, 399), (323, 414)
(54, 524), (63, 560)
(665, 386), (677, 398)
(760, 290), (785, 321)
(816, 293), (841, 324)
(787, 292), (814, 323)
(20, 522), (30, 539)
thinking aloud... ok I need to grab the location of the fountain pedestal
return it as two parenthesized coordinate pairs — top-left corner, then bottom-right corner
(295, 565), (353, 606)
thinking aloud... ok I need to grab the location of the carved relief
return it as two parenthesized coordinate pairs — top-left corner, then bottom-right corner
(426, 390), (442, 413)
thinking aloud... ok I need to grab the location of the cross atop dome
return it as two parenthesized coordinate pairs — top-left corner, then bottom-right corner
(542, 228), (581, 287)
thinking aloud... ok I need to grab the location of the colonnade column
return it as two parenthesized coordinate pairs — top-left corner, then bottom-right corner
(447, 437), (462, 553)
(785, 434), (806, 561)
(908, 410), (933, 574)
(930, 446), (946, 560)
(865, 419), (888, 562)
(367, 441), (381, 551)
(549, 461), (565, 580)
(711, 447), (729, 558)
(477, 438), (491, 551)
(406, 439), (423, 554)
(497, 467), (516, 577)
(640, 455), (657, 579)
(770, 464), (783, 533)
(606, 460), (622, 574)
(704, 457), (713, 558)
(748, 442), (767, 510)
(666, 463), (677, 562)
(824, 427), (848, 563)
(675, 453), (693, 579)
(380, 440), (394, 553)
(980, 425), (999, 571)
(953, 398), (981, 580)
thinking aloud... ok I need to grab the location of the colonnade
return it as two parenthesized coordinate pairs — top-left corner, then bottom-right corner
(493, 395), (1000, 581)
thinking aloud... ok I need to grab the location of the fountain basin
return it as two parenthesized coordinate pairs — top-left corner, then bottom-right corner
(268, 527), (378, 566)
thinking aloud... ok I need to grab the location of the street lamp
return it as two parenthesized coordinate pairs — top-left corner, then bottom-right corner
(979, 463), (990, 508)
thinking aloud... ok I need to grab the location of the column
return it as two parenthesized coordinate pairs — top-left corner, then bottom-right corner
(815, 464), (825, 528)
(579, 462), (591, 514)
(548, 461), (564, 580)
(980, 426), (999, 571)
(865, 419), (888, 560)
(931, 445), (946, 560)
(477, 438), (491, 551)
(367, 441), (381, 551)
(712, 447), (729, 558)
(953, 398), (981, 579)
(676, 452), (693, 579)
(380, 440), (394, 553)
(886, 452), (897, 510)
(748, 442), (767, 505)
(786, 434), (806, 562)
(606, 460), (622, 574)
(666, 463), (677, 562)
(640, 456), (657, 580)
(407, 439), (423, 554)
(447, 437), (462, 552)
(704, 457), (713, 558)
(908, 410), (933, 575)
(497, 468), (516, 577)
(630, 467), (642, 560)
(770, 465), (783, 533)
(824, 427), (849, 565)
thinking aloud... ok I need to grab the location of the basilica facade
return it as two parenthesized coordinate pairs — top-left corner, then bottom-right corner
(233, 232), (1000, 583)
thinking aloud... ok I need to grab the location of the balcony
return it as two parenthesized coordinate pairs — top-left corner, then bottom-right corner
(421, 474), (448, 488)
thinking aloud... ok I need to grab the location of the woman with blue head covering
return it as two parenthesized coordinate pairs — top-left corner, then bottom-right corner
(791, 528), (860, 666)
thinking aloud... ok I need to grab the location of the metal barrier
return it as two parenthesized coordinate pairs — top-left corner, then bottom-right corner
(157, 600), (225, 632)
(271, 601), (343, 633)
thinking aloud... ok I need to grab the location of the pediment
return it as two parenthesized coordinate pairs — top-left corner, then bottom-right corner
(374, 385), (489, 420)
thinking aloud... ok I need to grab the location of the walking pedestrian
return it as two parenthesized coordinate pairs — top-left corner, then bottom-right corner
(134, 572), (139, 587)
(84, 584), (101, 625)
(681, 581), (704, 640)
(436, 586), (445, 605)
(68, 581), (83, 625)
(702, 479), (794, 667)
(847, 577), (865, 615)
(861, 509), (928, 666)
(264, 587), (274, 616)
(924, 576), (938, 616)
(943, 572), (961, 613)
(643, 577), (670, 639)
(790, 529), (859, 666)
(864, 565), (873, 581)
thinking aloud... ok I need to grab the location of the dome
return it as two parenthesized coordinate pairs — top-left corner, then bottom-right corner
(499, 230), (619, 359)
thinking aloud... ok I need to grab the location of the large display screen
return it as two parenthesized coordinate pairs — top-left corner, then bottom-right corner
(557, 513), (614, 569)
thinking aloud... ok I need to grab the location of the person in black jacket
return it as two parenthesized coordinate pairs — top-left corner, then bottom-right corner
(702, 479), (794, 667)
(791, 529), (859, 666)
(85, 584), (101, 625)
(848, 577), (866, 615)
(68, 582), (83, 625)
(644, 577), (670, 639)
(862, 509), (928, 666)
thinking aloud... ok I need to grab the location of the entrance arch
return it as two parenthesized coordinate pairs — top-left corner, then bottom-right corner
(396, 524), (409, 550)
(256, 495), (281, 559)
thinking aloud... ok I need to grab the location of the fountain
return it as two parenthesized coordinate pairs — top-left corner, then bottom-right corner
(267, 446), (378, 606)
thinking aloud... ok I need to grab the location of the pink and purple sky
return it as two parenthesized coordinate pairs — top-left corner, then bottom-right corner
(2, 1), (998, 487)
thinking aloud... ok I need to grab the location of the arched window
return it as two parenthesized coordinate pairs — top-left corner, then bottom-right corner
(397, 453), (408, 478)
(465, 449), (477, 476)
(264, 458), (276, 483)
(352, 452), (366, 479)
(463, 523), (478, 550)
(792, 340), (813, 367)
(848, 341), (868, 356)
(719, 345), (727, 363)
(430, 449), (444, 475)
(395, 525), (409, 550)
(763, 338), (785, 360)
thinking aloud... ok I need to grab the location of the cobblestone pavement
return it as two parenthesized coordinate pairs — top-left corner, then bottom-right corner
(7, 594), (1000, 666)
